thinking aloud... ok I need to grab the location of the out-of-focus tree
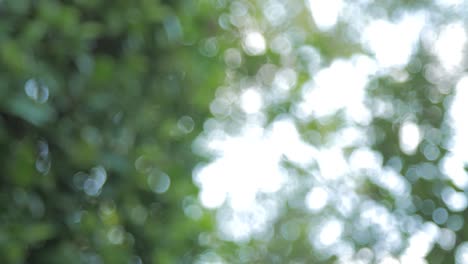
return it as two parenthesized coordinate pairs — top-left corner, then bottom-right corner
(193, 0), (468, 263)
(0, 0), (225, 263)
(2, 0), (468, 263)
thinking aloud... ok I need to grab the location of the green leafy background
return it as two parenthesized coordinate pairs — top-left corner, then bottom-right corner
(0, 0), (467, 263)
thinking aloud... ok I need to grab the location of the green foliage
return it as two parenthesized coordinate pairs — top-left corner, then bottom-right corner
(0, 0), (224, 263)
(2, 0), (467, 263)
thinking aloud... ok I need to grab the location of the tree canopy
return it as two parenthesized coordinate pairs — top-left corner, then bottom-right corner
(1, 0), (468, 263)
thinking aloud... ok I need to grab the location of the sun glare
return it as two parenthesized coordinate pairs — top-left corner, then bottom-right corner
(194, 0), (467, 262)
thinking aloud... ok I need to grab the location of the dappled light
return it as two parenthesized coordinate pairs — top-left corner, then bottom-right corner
(2, 0), (468, 263)
(362, 13), (426, 69)
(192, 0), (468, 263)
(307, 0), (343, 31)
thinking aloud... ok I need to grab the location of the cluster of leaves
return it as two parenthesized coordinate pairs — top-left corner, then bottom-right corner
(0, 0), (225, 263)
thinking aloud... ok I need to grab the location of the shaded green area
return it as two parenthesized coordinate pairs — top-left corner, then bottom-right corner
(0, 0), (223, 263)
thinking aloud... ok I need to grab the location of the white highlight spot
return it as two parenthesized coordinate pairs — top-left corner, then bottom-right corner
(440, 154), (468, 189)
(449, 76), (468, 159)
(199, 185), (227, 209)
(375, 169), (409, 196)
(299, 56), (375, 122)
(307, 0), (343, 31)
(456, 242), (468, 264)
(381, 256), (400, 264)
(441, 76), (468, 189)
(243, 31), (266, 56)
(349, 148), (383, 171)
(194, 125), (284, 210)
(436, 0), (463, 7)
(433, 23), (466, 72)
(318, 219), (343, 246)
(317, 148), (348, 180)
(240, 88), (263, 114)
(306, 186), (329, 212)
(403, 222), (439, 259)
(442, 187), (467, 212)
(194, 117), (318, 213)
(399, 121), (422, 155)
(438, 228), (456, 251)
(362, 13), (426, 68)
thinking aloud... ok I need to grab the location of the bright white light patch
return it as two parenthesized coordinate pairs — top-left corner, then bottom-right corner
(317, 148), (348, 180)
(399, 121), (422, 155)
(217, 205), (271, 243)
(438, 228), (456, 251)
(195, 162), (229, 209)
(362, 13), (426, 68)
(434, 23), (466, 72)
(404, 222), (439, 259)
(300, 56), (374, 121)
(194, 116), (319, 216)
(436, 0), (463, 7)
(449, 76), (468, 160)
(376, 169), (409, 197)
(456, 242), (468, 264)
(349, 148), (382, 171)
(307, 0), (343, 31)
(240, 88), (263, 114)
(440, 154), (468, 189)
(306, 186), (329, 212)
(381, 256), (400, 264)
(268, 119), (317, 166)
(194, 125), (284, 210)
(318, 219), (343, 246)
(243, 31), (266, 56)
(442, 187), (467, 212)
(274, 68), (297, 91)
(441, 76), (468, 189)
